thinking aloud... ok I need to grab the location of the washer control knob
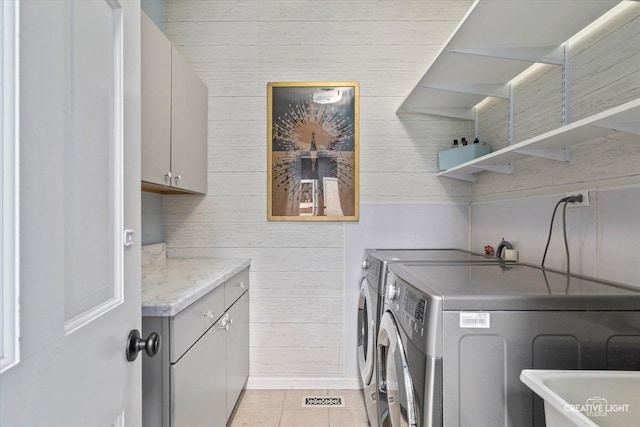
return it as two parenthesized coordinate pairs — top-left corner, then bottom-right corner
(386, 281), (400, 301)
(362, 259), (370, 270)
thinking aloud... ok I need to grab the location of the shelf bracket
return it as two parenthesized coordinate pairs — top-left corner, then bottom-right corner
(419, 83), (509, 99)
(397, 107), (474, 120)
(473, 163), (514, 174)
(514, 147), (570, 162)
(439, 172), (478, 183)
(446, 46), (565, 65)
(592, 121), (640, 135)
(562, 43), (570, 125)
(508, 84), (514, 146)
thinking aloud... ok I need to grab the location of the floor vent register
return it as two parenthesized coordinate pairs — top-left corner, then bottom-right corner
(301, 396), (345, 408)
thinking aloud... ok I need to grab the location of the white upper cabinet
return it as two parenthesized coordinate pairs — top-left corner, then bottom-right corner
(141, 12), (208, 194)
(170, 46), (208, 195)
(141, 13), (172, 188)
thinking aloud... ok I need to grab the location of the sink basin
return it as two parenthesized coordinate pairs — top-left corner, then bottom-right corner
(520, 369), (640, 427)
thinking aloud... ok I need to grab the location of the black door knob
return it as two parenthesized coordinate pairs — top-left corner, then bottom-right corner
(126, 329), (161, 362)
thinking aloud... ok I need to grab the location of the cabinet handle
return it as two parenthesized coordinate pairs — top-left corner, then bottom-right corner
(218, 314), (231, 331)
(164, 171), (172, 183)
(235, 282), (246, 289)
(174, 174), (182, 184)
(203, 310), (215, 319)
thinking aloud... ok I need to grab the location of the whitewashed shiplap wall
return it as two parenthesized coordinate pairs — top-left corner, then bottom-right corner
(470, 3), (640, 286)
(162, 0), (473, 387)
(473, 4), (640, 201)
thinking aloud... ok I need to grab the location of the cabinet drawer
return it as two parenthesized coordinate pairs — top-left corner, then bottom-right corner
(225, 267), (249, 309)
(170, 284), (224, 362)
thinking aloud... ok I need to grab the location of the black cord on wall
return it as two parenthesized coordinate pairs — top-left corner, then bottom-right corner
(562, 201), (570, 275)
(541, 199), (564, 268)
(541, 194), (583, 275)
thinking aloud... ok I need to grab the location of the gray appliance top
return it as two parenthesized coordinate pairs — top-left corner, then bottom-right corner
(366, 248), (504, 263)
(389, 262), (640, 311)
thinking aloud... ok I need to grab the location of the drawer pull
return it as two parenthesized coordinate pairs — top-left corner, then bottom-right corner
(218, 314), (231, 331)
(203, 310), (216, 319)
(235, 282), (246, 289)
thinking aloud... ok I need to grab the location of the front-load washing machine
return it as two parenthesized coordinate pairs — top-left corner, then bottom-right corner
(377, 262), (640, 427)
(358, 256), (382, 427)
(357, 249), (512, 427)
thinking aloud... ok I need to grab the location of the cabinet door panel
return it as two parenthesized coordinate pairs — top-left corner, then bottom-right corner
(172, 322), (226, 427)
(141, 13), (171, 187)
(226, 292), (250, 420)
(171, 46), (208, 194)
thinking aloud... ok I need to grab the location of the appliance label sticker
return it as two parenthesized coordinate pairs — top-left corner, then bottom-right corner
(459, 313), (490, 328)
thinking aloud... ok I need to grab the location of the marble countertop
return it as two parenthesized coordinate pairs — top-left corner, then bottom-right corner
(142, 258), (251, 317)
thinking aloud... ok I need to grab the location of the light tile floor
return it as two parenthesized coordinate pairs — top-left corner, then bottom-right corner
(228, 389), (369, 427)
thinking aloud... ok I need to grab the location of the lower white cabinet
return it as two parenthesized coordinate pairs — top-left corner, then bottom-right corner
(142, 268), (250, 427)
(226, 292), (249, 418)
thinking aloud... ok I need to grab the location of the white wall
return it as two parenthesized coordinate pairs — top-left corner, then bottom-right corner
(343, 203), (469, 379)
(162, 0), (474, 388)
(471, 187), (640, 287)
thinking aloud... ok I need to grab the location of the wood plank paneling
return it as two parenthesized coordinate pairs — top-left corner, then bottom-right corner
(167, 247), (344, 273)
(473, 4), (640, 199)
(198, 70), (448, 98)
(251, 324), (343, 349)
(181, 45), (447, 73)
(164, 195), (266, 222)
(250, 271), (343, 299)
(251, 297), (342, 325)
(360, 172), (470, 200)
(163, 0), (474, 381)
(165, 0), (472, 23)
(164, 20), (461, 47)
(206, 172), (265, 196)
(250, 347), (343, 377)
(165, 221), (344, 248)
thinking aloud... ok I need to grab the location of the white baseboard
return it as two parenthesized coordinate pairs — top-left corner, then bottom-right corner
(246, 376), (362, 390)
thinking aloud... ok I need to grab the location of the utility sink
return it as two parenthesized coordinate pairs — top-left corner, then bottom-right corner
(520, 369), (640, 427)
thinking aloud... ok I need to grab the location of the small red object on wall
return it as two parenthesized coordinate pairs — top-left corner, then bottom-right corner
(484, 245), (494, 256)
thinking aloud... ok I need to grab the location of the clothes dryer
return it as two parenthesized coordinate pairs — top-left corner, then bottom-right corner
(357, 249), (511, 427)
(377, 262), (640, 427)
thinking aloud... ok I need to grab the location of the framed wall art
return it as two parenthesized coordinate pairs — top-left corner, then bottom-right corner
(267, 81), (359, 221)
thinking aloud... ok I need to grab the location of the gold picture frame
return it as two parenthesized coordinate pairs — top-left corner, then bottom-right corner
(267, 82), (359, 221)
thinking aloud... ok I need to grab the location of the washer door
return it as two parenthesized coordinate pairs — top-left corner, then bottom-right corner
(378, 311), (417, 427)
(357, 277), (375, 384)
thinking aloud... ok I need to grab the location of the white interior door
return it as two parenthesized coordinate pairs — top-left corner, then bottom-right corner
(0, 1), (142, 426)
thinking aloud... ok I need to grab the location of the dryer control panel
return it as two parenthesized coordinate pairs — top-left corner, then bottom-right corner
(402, 289), (426, 337)
(404, 290), (426, 324)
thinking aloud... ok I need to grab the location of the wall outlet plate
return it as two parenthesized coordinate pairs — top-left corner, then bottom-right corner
(565, 190), (590, 208)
